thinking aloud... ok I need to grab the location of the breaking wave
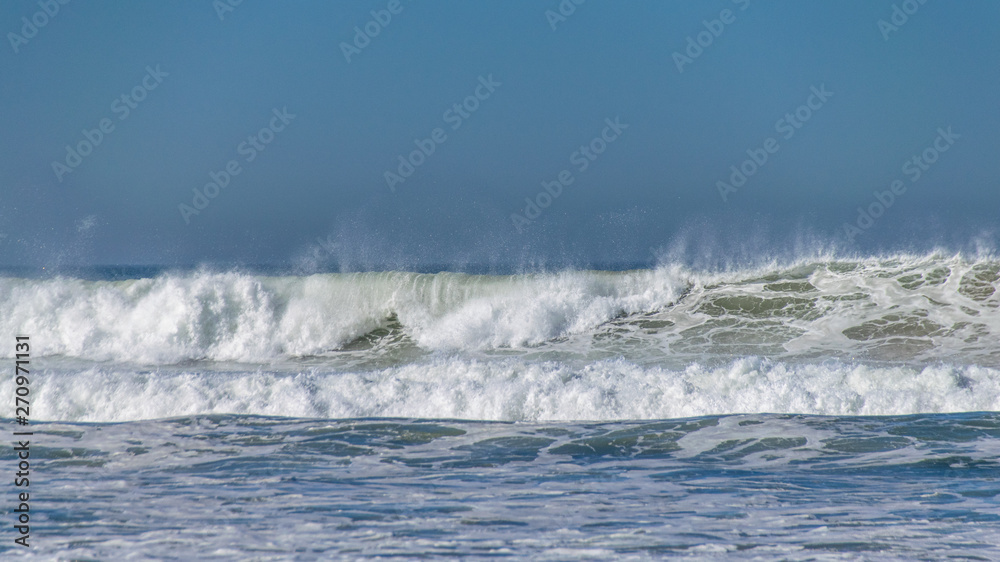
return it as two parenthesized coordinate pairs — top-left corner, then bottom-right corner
(1, 253), (999, 366)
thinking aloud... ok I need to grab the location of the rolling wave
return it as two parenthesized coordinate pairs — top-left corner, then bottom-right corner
(0, 253), (998, 366)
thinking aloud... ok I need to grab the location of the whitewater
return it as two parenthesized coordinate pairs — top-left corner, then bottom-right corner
(3, 253), (999, 559)
(2, 253), (999, 422)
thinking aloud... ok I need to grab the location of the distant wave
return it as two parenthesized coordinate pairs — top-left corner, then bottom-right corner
(1, 253), (998, 365)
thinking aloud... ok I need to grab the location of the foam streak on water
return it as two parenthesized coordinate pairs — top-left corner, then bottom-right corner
(2, 414), (998, 560)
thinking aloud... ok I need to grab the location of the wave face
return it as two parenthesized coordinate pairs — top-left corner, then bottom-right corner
(2, 253), (999, 422)
(3, 254), (999, 364)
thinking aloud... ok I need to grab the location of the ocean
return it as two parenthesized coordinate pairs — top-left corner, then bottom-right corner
(2, 253), (999, 559)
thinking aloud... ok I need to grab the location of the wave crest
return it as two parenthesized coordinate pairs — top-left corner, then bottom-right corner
(2, 254), (998, 365)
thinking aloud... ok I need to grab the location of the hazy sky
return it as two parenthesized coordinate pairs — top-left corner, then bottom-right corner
(2, 0), (998, 270)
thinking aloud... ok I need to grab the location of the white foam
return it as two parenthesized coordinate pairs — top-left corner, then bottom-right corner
(0, 267), (688, 363)
(1, 253), (997, 365)
(17, 358), (1000, 422)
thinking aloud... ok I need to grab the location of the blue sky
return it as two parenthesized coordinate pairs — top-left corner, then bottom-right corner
(1, 0), (998, 270)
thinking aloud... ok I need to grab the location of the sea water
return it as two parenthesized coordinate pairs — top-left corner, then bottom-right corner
(1, 253), (998, 558)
